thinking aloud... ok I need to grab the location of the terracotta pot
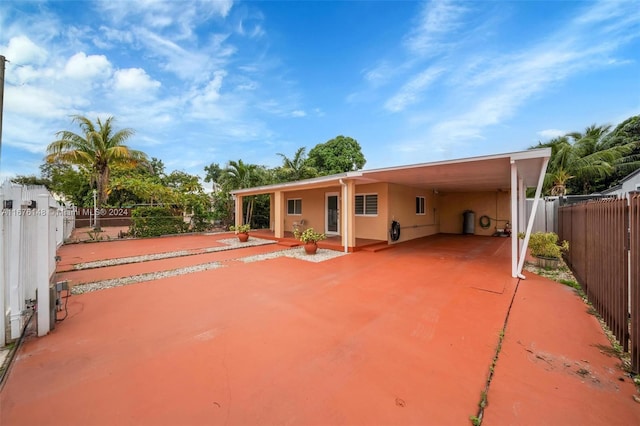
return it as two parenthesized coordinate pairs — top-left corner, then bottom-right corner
(238, 232), (249, 242)
(304, 242), (318, 255)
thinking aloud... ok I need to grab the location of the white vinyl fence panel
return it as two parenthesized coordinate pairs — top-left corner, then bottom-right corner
(0, 181), (75, 346)
(525, 198), (558, 234)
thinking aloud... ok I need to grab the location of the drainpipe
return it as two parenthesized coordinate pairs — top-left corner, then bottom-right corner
(339, 179), (348, 253)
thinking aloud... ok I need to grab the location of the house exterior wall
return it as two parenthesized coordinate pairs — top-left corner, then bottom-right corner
(353, 182), (389, 240)
(283, 187), (342, 234)
(439, 191), (511, 236)
(621, 174), (640, 195)
(387, 183), (439, 243)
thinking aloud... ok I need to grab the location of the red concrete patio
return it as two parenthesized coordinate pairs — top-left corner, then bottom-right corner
(1, 233), (638, 425)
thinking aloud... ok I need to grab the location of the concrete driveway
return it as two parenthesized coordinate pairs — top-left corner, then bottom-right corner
(1, 234), (638, 425)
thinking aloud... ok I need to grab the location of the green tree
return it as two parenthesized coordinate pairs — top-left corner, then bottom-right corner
(204, 162), (223, 191)
(307, 135), (366, 175)
(600, 115), (640, 185)
(46, 115), (148, 228)
(276, 147), (317, 181)
(532, 123), (636, 195)
(220, 160), (271, 225)
(11, 175), (50, 187)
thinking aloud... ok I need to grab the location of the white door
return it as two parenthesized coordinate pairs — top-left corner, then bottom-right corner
(325, 193), (339, 235)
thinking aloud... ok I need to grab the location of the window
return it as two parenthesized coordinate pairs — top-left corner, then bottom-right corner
(355, 194), (378, 215)
(416, 196), (425, 215)
(287, 199), (302, 215)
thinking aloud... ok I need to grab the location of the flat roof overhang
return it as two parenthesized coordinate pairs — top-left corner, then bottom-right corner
(231, 148), (551, 196)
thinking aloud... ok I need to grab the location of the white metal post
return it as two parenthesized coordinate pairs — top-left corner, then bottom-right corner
(516, 157), (550, 277)
(36, 194), (50, 336)
(510, 161), (518, 278)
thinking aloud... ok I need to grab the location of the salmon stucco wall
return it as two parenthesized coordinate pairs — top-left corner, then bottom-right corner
(283, 187), (341, 234)
(387, 184), (440, 243)
(438, 191), (511, 236)
(353, 182), (389, 240)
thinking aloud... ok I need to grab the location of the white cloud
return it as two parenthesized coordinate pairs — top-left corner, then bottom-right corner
(2, 35), (48, 65)
(98, 0), (234, 39)
(403, 0), (469, 56)
(64, 52), (112, 80)
(385, 67), (444, 112)
(290, 110), (306, 117)
(5, 84), (84, 119)
(188, 71), (231, 119)
(113, 68), (161, 93)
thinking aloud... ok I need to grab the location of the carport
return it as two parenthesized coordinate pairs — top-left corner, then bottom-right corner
(232, 148), (551, 278)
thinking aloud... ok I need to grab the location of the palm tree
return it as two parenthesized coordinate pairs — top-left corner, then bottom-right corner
(533, 124), (635, 195)
(276, 147), (316, 181)
(221, 160), (260, 225)
(46, 115), (148, 229)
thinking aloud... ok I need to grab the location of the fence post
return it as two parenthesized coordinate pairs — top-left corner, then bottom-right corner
(8, 186), (22, 340)
(36, 193), (50, 336)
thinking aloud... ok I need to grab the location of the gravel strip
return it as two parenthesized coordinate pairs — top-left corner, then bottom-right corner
(240, 247), (348, 263)
(71, 241), (347, 294)
(71, 262), (224, 294)
(73, 237), (276, 270)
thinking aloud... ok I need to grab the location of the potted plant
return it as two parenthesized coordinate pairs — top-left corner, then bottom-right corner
(229, 224), (251, 242)
(294, 227), (326, 255)
(519, 231), (569, 268)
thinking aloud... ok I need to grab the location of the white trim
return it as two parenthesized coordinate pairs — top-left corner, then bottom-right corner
(286, 198), (302, 215)
(325, 192), (340, 236)
(511, 161), (518, 278)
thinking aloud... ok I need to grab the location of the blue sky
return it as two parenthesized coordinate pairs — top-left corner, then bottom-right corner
(1, 0), (639, 183)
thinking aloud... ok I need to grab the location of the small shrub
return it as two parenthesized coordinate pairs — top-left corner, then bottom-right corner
(294, 227), (326, 244)
(519, 232), (569, 259)
(130, 206), (187, 237)
(229, 224), (251, 233)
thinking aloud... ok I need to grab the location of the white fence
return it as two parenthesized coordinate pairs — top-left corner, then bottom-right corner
(525, 198), (559, 234)
(0, 181), (75, 346)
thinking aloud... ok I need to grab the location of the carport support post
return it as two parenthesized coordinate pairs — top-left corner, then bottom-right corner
(516, 156), (550, 277)
(510, 161), (518, 278)
(273, 191), (284, 238)
(234, 195), (242, 227)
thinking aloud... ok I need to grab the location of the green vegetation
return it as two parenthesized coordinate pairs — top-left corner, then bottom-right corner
(294, 227), (326, 244)
(307, 135), (366, 175)
(522, 232), (569, 259)
(130, 206), (187, 237)
(229, 224), (251, 233)
(45, 115), (148, 229)
(530, 115), (640, 195)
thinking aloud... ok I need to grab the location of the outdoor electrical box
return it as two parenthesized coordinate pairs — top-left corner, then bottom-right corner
(49, 285), (57, 331)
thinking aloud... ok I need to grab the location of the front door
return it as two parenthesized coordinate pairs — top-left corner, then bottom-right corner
(325, 193), (339, 235)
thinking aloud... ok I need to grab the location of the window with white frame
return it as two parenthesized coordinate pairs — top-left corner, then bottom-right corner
(416, 196), (425, 215)
(355, 194), (378, 215)
(287, 199), (302, 215)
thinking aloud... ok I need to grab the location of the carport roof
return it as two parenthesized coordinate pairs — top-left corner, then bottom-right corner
(231, 148), (551, 195)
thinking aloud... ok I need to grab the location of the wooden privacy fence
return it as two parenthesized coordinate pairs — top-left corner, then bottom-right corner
(0, 181), (75, 347)
(559, 194), (639, 373)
